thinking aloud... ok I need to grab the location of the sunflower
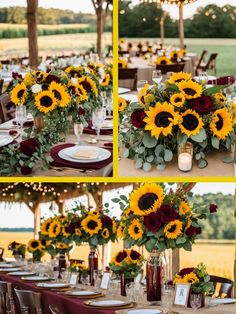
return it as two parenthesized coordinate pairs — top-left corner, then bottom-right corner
(56, 242), (69, 250)
(35, 90), (57, 113)
(69, 83), (88, 104)
(102, 228), (110, 239)
(179, 200), (192, 216)
(11, 82), (28, 105)
(210, 108), (233, 140)
(28, 239), (42, 252)
(32, 70), (46, 83)
(178, 80), (202, 99)
(77, 76), (98, 95)
(170, 50), (179, 60)
(23, 72), (36, 86)
(128, 219), (144, 240)
(75, 228), (82, 237)
(48, 221), (61, 238)
(40, 218), (52, 235)
(117, 223), (125, 239)
(156, 56), (172, 65)
(130, 183), (164, 216)
(213, 92), (226, 107)
(112, 221), (117, 234)
(65, 66), (84, 77)
(144, 102), (180, 139)
(118, 97), (128, 112)
(118, 59), (128, 68)
(49, 82), (70, 107)
(62, 227), (70, 237)
(56, 215), (66, 223)
(170, 93), (185, 107)
(164, 220), (183, 239)
(232, 103), (236, 124)
(173, 274), (184, 284)
(112, 250), (129, 266)
(183, 272), (199, 284)
(179, 109), (204, 137)
(101, 74), (110, 87)
(81, 215), (102, 236)
(168, 72), (192, 85)
(138, 84), (151, 105)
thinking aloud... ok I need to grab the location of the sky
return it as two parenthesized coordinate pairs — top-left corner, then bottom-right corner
(0, 183), (235, 228)
(0, 0), (233, 18)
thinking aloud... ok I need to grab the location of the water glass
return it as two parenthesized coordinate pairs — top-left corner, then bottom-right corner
(126, 282), (135, 302)
(137, 80), (148, 93)
(74, 123), (84, 145)
(92, 108), (105, 141)
(108, 279), (119, 297)
(152, 70), (162, 85)
(199, 71), (208, 85)
(190, 294), (202, 310)
(161, 287), (174, 313)
(81, 273), (89, 285)
(15, 105), (27, 129)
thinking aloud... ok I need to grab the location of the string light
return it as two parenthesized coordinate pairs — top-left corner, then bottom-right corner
(139, 0), (196, 5)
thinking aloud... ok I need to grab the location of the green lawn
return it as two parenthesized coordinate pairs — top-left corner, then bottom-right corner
(127, 38), (236, 76)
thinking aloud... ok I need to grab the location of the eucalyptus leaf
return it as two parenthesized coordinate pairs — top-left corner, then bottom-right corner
(155, 144), (164, 157)
(198, 159), (208, 169)
(135, 158), (143, 169)
(164, 149), (173, 162)
(157, 163), (166, 171)
(143, 132), (157, 148)
(223, 156), (234, 163)
(123, 149), (129, 158)
(143, 162), (151, 172)
(146, 155), (154, 163)
(177, 131), (188, 144)
(211, 136), (220, 149)
(191, 128), (207, 143)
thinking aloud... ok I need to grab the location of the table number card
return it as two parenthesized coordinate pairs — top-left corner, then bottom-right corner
(100, 272), (111, 290)
(174, 283), (191, 306)
(69, 273), (78, 286)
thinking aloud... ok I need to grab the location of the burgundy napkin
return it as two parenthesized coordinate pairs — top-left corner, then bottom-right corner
(207, 76), (235, 85)
(83, 120), (113, 135)
(13, 121), (34, 128)
(50, 143), (112, 170)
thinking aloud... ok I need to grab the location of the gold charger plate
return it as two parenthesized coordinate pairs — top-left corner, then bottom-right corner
(65, 292), (105, 299)
(84, 300), (136, 310)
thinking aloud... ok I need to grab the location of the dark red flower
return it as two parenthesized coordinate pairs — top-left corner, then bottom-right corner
(144, 212), (162, 232)
(20, 166), (32, 175)
(78, 107), (85, 116)
(189, 95), (213, 114)
(19, 138), (38, 157)
(102, 215), (113, 227)
(12, 72), (23, 80)
(131, 109), (146, 128)
(45, 74), (61, 84)
(130, 250), (141, 261)
(185, 225), (202, 237)
(178, 267), (195, 277)
(69, 85), (76, 94)
(158, 204), (178, 223)
(66, 220), (81, 234)
(116, 250), (128, 263)
(209, 204), (218, 213)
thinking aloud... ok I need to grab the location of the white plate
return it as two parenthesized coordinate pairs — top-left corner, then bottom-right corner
(210, 298), (236, 305)
(58, 146), (111, 164)
(121, 94), (138, 103)
(118, 87), (131, 94)
(9, 271), (35, 276)
(36, 282), (70, 288)
(0, 263), (14, 268)
(127, 310), (162, 314)
(21, 276), (50, 281)
(0, 268), (20, 272)
(194, 75), (217, 82)
(66, 290), (97, 296)
(0, 134), (13, 147)
(90, 300), (126, 307)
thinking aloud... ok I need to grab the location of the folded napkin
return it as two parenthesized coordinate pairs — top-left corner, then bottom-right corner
(73, 149), (98, 160)
(207, 76), (235, 85)
(83, 127), (113, 136)
(13, 121), (34, 128)
(50, 143), (112, 170)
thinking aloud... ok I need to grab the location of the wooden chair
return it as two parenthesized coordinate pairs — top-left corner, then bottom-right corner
(0, 94), (15, 123)
(156, 62), (185, 75)
(0, 79), (4, 95)
(118, 68), (138, 90)
(49, 305), (63, 314)
(0, 247), (4, 261)
(118, 50), (130, 56)
(194, 50), (208, 75)
(0, 281), (16, 314)
(14, 288), (43, 314)
(196, 53), (218, 76)
(210, 275), (234, 298)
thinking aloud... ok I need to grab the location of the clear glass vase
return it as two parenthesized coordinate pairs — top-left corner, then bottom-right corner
(146, 251), (162, 304)
(88, 246), (98, 286)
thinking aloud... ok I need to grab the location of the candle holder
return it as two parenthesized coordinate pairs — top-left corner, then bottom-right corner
(178, 142), (193, 172)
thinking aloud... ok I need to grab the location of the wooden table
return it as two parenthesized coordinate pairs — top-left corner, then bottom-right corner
(0, 119), (113, 177)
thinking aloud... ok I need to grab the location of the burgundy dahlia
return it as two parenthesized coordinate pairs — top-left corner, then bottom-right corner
(116, 250), (128, 263)
(20, 166), (32, 175)
(144, 212), (161, 232)
(131, 109), (146, 128)
(45, 74), (61, 84)
(102, 215), (113, 227)
(189, 95), (213, 114)
(130, 250), (141, 261)
(185, 225), (202, 237)
(12, 72), (23, 80)
(178, 267), (195, 277)
(209, 204), (218, 213)
(78, 107), (85, 116)
(19, 138), (38, 157)
(158, 204), (178, 223)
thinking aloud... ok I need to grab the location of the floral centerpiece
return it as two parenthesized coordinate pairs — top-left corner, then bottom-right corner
(156, 56), (172, 65)
(8, 241), (26, 258)
(68, 261), (88, 274)
(120, 72), (236, 171)
(27, 239), (46, 262)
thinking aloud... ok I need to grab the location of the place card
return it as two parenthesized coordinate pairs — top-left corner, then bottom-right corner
(174, 283), (191, 306)
(69, 273), (79, 286)
(100, 272), (111, 290)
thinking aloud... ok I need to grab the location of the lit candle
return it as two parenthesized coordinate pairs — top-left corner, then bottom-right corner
(178, 152), (192, 172)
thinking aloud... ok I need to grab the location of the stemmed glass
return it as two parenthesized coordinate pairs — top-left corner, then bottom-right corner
(137, 80), (148, 93)
(74, 123), (84, 145)
(15, 105), (27, 130)
(92, 108), (105, 142)
(190, 294), (202, 310)
(199, 71), (208, 86)
(152, 70), (162, 86)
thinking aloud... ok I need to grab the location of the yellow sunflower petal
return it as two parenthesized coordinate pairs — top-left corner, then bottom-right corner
(35, 90), (57, 113)
(210, 108), (233, 140)
(177, 80), (202, 99)
(179, 109), (204, 137)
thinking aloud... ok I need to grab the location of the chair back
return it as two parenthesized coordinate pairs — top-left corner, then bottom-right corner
(118, 50), (130, 56)
(14, 288), (43, 314)
(156, 62), (185, 74)
(205, 53), (218, 74)
(0, 247), (4, 261)
(0, 93), (15, 123)
(0, 79), (4, 95)
(118, 68), (138, 90)
(49, 305), (63, 314)
(196, 50), (208, 68)
(0, 281), (16, 314)
(210, 275), (233, 298)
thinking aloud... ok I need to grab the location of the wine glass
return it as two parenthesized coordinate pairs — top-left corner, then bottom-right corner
(15, 105), (26, 130)
(152, 70), (162, 85)
(190, 294), (202, 310)
(92, 108), (105, 142)
(199, 71), (208, 86)
(137, 80), (148, 93)
(74, 123), (84, 145)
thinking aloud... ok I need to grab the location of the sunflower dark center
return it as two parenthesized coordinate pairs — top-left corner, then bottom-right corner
(53, 89), (62, 100)
(45, 223), (50, 231)
(134, 226), (140, 233)
(80, 80), (92, 92)
(40, 95), (53, 107)
(138, 193), (158, 211)
(183, 88), (196, 96)
(155, 112), (173, 128)
(175, 97), (182, 102)
(160, 60), (167, 64)
(216, 114), (224, 130)
(53, 225), (58, 233)
(87, 220), (98, 230)
(175, 79), (184, 83)
(169, 224), (176, 233)
(182, 114), (199, 131)
(141, 95), (145, 103)
(31, 241), (39, 248)
(17, 89), (25, 98)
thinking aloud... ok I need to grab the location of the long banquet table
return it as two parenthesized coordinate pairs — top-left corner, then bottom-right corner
(0, 119), (113, 177)
(0, 272), (234, 314)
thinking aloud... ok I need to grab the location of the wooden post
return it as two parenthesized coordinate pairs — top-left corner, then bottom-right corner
(97, 0), (103, 57)
(27, 0), (38, 69)
(33, 202), (40, 238)
(160, 15), (165, 46)
(179, 4), (184, 49)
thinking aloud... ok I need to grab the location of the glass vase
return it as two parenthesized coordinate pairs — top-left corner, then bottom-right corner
(58, 253), (66, 279)
(88, 246), (98, 286)
(120, 273), (134, 296)
(146, 251), (162, 304)
(34, 115), (45, 132)
(187, 291), (205, 308)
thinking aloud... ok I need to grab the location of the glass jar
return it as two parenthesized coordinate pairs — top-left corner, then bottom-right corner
(146, 251), (162, 304)
(88, 246), (98, 286)
(178, 142), (193, 172)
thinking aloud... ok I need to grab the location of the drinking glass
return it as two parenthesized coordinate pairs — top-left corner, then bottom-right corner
(74, 123), (84, 145)
(126, 282), (135, 302)
(152, 70), (162, 85)
(199, 71), (208, 86)
(81, 273), (89, 285)
(94, 270), (101, 292)
(190, 294), (202, 310)
(137, 80), (148, 93)
(15, 105), (27, 130)
(92, 108), (105, 141)
(108, 279), (119, 297)
(161, 286), (174, 313)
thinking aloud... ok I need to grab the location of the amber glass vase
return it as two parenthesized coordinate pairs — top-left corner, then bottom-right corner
(88, 246), (98, 286)
(146, 251), (162, 304)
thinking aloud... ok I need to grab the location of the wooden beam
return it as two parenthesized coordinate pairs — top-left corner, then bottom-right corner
(27, 0), (39, 69)
(178, 4), (184, 49)
(33, 201), (40, 237)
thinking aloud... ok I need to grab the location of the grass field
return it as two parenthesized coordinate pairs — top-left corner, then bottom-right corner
(0, 23), (90, 30)
(127, 38), (236, 76)
(1, 232), (234, 280)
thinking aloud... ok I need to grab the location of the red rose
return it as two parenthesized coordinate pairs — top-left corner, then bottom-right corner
(209, 204), (217, 213)
(78, 107), (85, 116)
(12, 72), (23, 80)
(185, 225), (202, 237)
(178, 267), (195, 277)
(189, 96), (213, 114)
(144, 212), (162, 232)
(130, 250), (141, 261)
(116, 250), (128, 263)
(158, 204), (178, 223)
(19, 138), (38, 157)
(131, 109), (146, 128)
(102, 215), (113, 227)
(45, 74), (61, 84)
(20, 166), (32, 175)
